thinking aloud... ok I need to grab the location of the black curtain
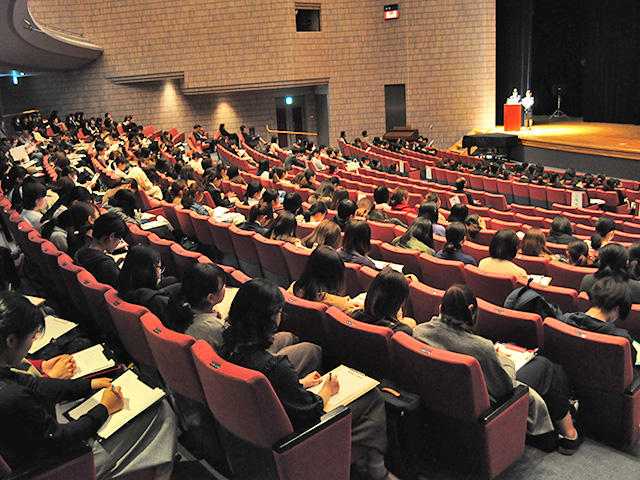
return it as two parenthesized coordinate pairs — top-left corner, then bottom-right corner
(582, 0), (640, 124)
(496, 0), (533, 125)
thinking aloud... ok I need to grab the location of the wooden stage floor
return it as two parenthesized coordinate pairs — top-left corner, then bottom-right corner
(487, 121), (640, 161)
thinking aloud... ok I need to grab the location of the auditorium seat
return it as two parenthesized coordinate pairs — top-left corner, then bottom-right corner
(191, 340), (352, 480)
(462, 265), (517, 306)
(281, 242), (311, 282)
(174, 207), (197, 239)
(513, 254), (549, 276)
(253, 235), (291, 288)
(147, 233), (179, 278)
(407, 281), (445, 324)
(322, 306), (394, 380)
(548, 260), (596, 291)
(380, 243), (421, 277)
(228, 226), (263, 278)
(528, 282), (579, 314)
(389, 332), (529, 480)
(461, 242), (490, 264)
(170, 243), (203, 278)
(543, 318), (640, 446)
(475, 298), (543, 349)
(207, 220), (238, 268)
(418, 253), (465, 291)
(511, 183), (530, 206)
(104, 290), (156, 370)
(280, 289), (329, 346)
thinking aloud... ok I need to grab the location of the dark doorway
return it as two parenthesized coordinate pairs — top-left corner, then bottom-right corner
(385, 84), (406, 132)
(275, 96), (306, 148)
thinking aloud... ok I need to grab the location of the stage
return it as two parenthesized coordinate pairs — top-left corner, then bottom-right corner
(484, 120), (640, 179)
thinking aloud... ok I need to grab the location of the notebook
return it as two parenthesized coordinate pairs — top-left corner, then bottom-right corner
(29, 316), (78, 354)
(67, 369), (166, 439)
(371, 259), (404, 273)
(528, 274), (552, 286)
(71, 344), (117, 380)
(495, 343), (538, 371)
(307, 365), (380, 412)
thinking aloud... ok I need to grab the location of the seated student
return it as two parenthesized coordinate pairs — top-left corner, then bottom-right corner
(298, 169), (317, 190)
(389, 187), (416, 214)
(332, 199), (357, 232)
(580, 243), (640, 303)
(447, 203), (469, 223)
(327, 186), (349, 209)
(304, 201), (327, 225)
(350, 268), (416, 334)
(337, 219), (377, 269)
(414, 285), (582, 454)
(268, 211), (302, 246)
(356, 197), (406, 227)
(220, 279), (398, 480)
(256, 159), (270, 178)
(167, 263), (321, 376)
(282, 192), (305, 223)
(520, 227), (564, 261)
(0, 291), (178, 479)
(301, 219), (342, 250)
(226, 165), (246, 186)
(546, 216), (580, 245)
(417, 201), (445, 237)
(204, 171), (239, 207)
(182, 183), (215, 216)
(453, 177), (480, 205)
(464, 213), (486, 242)
(243, 180), (263, 206)
(239, 203), (272, 236)
(478, 228), (528, 279)
(566, 239), (592, 267)
(628, 242), (640, 281)
(19, 181), (48, 232)
(104, 189), (142, 225)
(308, 181), (334, 207)
(373, 186), (391, 210)
(291, 245), (361, 314)
(74, 213), (128, 288)
(44, 201), (99, 255)
(117, 245), (180, 322)
(591, 216), (616, 251)
(560, 277), (637, 362)
(392, 217), (435, 255)
(436, 222), (477, 266)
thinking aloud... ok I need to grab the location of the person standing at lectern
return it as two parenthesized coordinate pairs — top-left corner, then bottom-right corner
(507, 88), (521, 104)
(522, 90), (535, 130)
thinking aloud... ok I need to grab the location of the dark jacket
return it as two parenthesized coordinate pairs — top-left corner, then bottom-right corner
(0, 368), (107, 469)
(350, 309), (413, 336)
(74, 247), (120, 288)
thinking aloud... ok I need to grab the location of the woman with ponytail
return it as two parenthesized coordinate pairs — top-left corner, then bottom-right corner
(566, 240), (592, 267)
(436, 222), (476, 265)
(628, 242), (640, 281)
(167, 264), (321, 375)
(580, 243), (640, 302)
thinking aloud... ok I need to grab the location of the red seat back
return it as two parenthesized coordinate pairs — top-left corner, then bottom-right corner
(462, 265), (517, 306)
(407, 281), (445, 324)
(418, 253), (466, 291)
(104, 290), (156, 368)
(141, 312), (205, 404)
(475, 298), (543, 349)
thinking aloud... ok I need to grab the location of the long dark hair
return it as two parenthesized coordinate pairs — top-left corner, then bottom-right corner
(397, 217), (434, 249)
(222, 278), (284, 354)
(166, 263), (226, 333)
(439, 284), (477, 333)
(363, 268), (409, 321)
(0, 291), (45, 344)
(442, 222), (466, 255)
(594, 243), (629, 281)
(302, 219), (342, 249)
(342, 219), (371, 255)
(591, 216), (616, 250)
(293, 245), (346, 300)
(117, 245), (161, 298)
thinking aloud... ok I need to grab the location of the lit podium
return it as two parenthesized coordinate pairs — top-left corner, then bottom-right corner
(504, 103), (522, 131)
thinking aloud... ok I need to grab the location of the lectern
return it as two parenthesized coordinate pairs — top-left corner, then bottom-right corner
(503, 104), (522, 132)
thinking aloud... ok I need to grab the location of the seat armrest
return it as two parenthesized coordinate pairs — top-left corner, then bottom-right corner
(274, 406), (350, 453)
(626, 375), (640, 395)
(479, 385), (529, 425)
(6, 442), (94, 480)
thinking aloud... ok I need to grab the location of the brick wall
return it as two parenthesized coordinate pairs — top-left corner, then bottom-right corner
(1, 0), (495, 149)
